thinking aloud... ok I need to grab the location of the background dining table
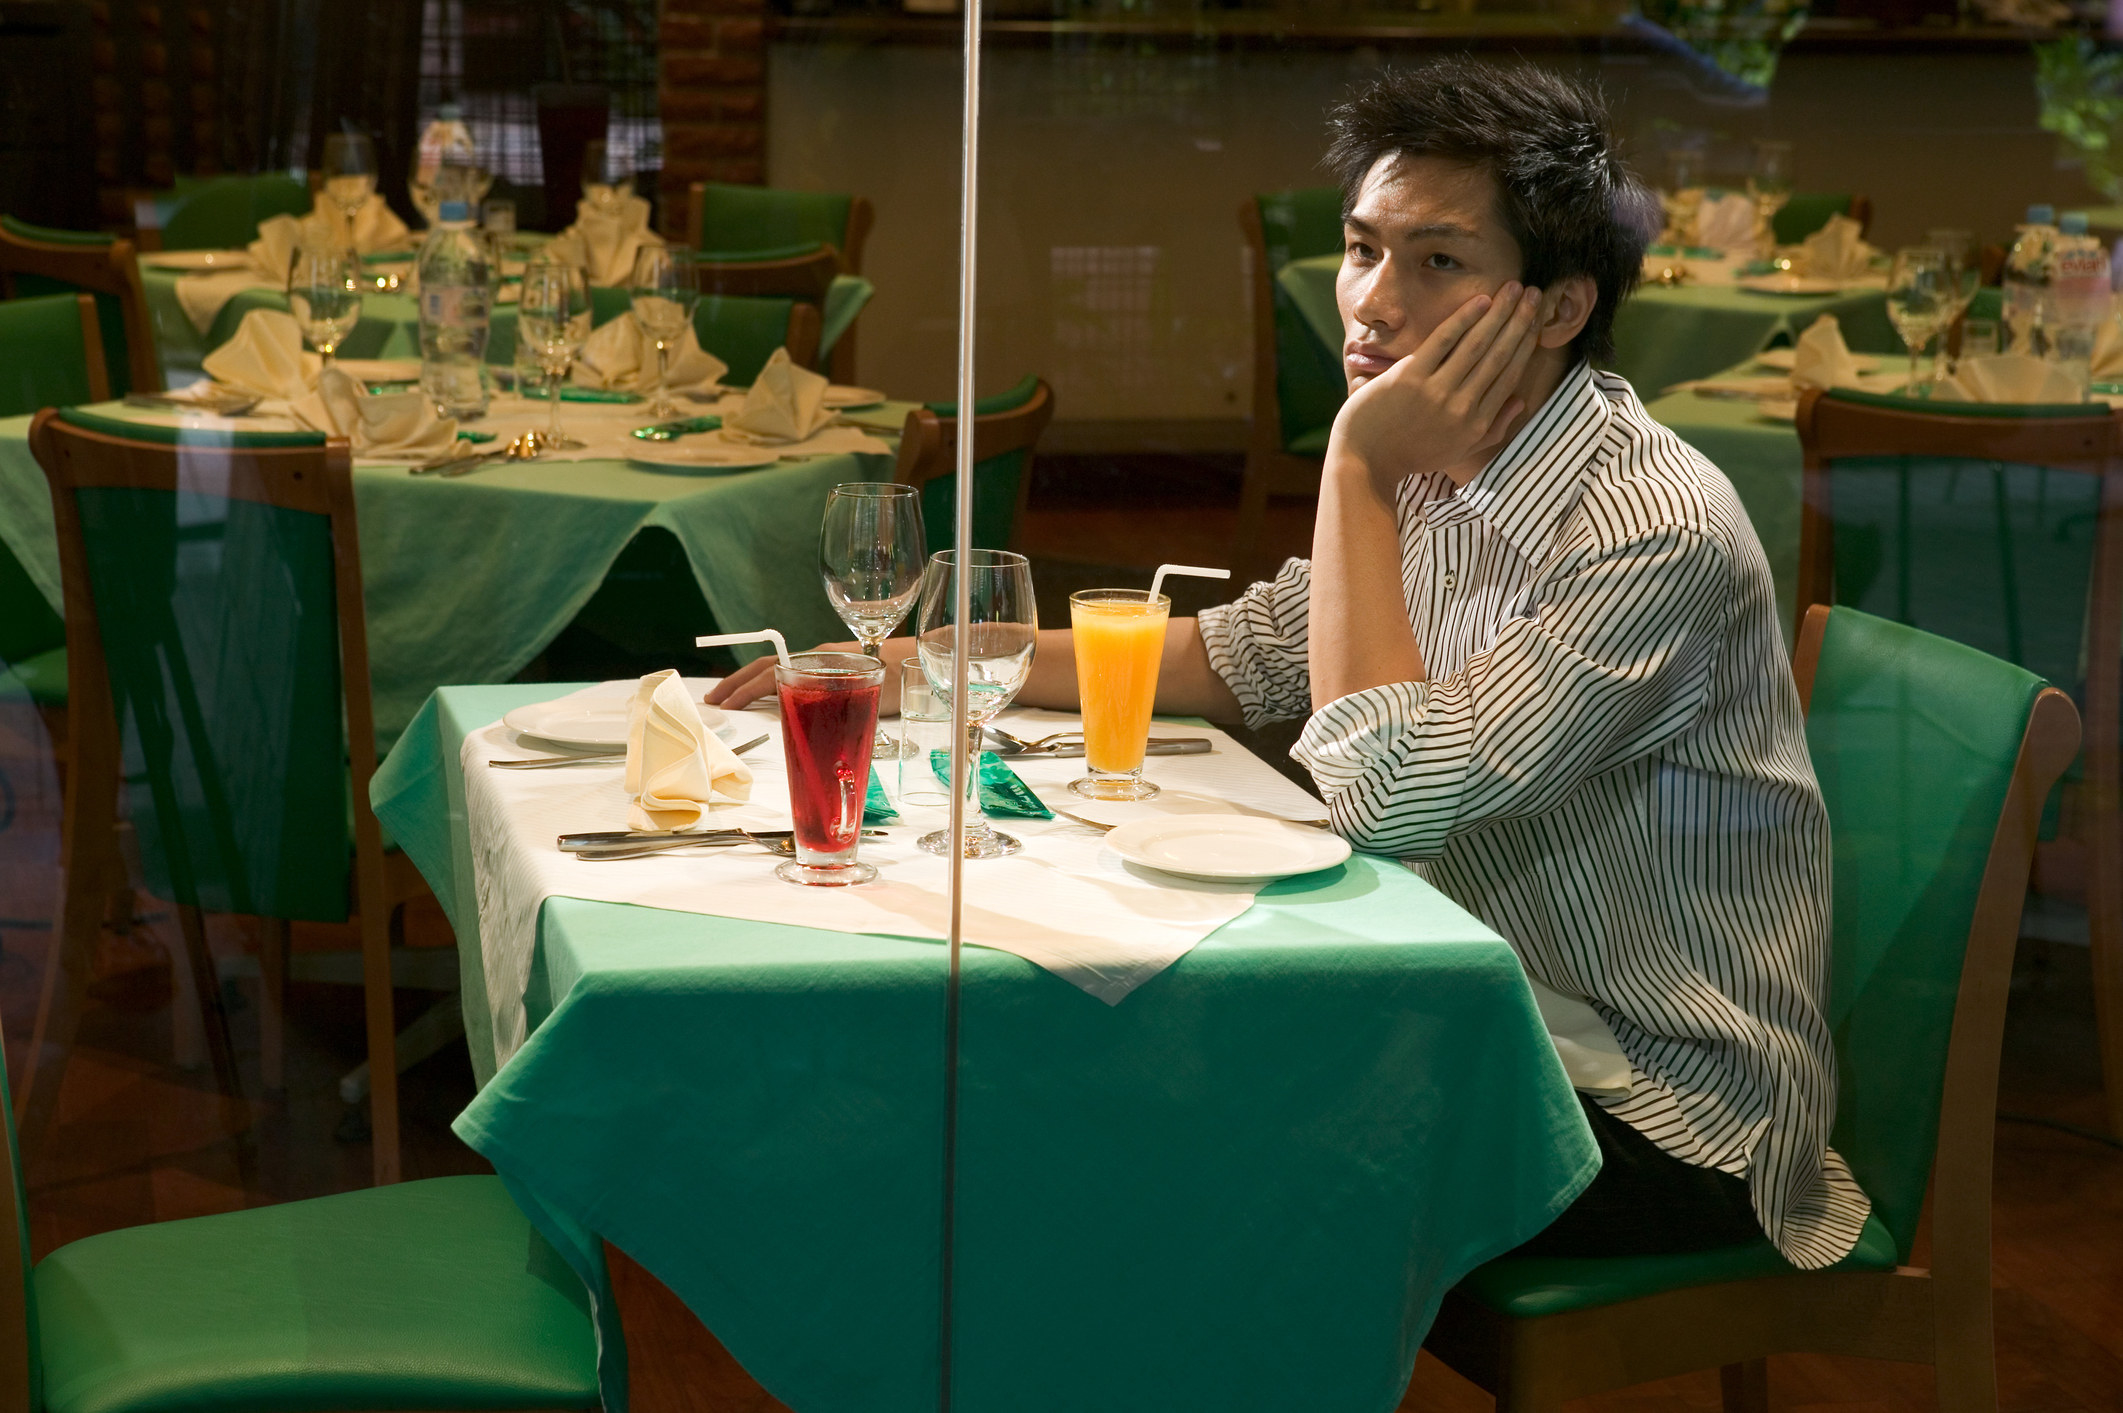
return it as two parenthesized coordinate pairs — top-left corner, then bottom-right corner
(371, 680), (1601, 1413)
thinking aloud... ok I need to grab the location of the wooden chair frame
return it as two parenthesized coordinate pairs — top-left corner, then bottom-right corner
(60, 293), (111, 404)
(23, 411), (403, 1186)
(893, 379), (1055, 553)
(1234, 198), (1326, 582)
(0, 225), (161, 395)
(1794, 388), (2123, 1137)
(1422, 603), (2081, 1413)
(697, 244), (841, 303)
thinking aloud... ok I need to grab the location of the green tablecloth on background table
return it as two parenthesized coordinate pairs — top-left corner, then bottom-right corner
(370, 680), (1598, 1413)
(0, 404), (908, 746)
(1274, 253), (1899, 401)
(1646, 385), (1806, 638)
(144, 266), (875, 381)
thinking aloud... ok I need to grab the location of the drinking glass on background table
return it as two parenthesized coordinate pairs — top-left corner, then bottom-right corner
(1927, 230), (1981, 379)
(286, 246), (363, 368)
(518, 261), (592, 449)
(630, 244), (699, 417)
(1069, 588), (1171, 801)
(1886, 246), (1950, 396)
(775, 651), (885, 887)
(820, 482), (927, 756)
(320, 133), (378, 244)
(916, 549), (1038, 859)
(1750, 140), (1792, 256)
(895, 660), (952, 806)
(1962, 318), (2001, 360)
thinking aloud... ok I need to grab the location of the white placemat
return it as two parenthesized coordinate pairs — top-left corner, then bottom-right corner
(464, 681), (1330, 1068)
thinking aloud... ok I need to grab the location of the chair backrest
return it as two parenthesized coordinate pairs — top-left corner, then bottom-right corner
(895, 376), (1053, 555)
(1794, 605), (2078, 1265)
(1772, 192), (1869, 245)
(579, 286), (823, 380)
(28, 409), (386, 925)
(696, 243), (841, 303)
(689, 181), (871, 274)
(0, 217), (160, 396)
(155, 173), (312, 251)
(1240, 190), (1346, 457)
(0, 292), (107, 417)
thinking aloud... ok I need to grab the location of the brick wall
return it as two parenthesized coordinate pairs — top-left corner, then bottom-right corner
(659, 0), (768, 236)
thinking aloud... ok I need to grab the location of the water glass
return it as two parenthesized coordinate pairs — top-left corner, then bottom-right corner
(630, 244), (699, 416)
(519, 261), (592, 448)
(1069, 588), (1170, 801)
(1886, 247), (1950, 395)
(916, 549), (1038, 859)
(896, 660), (952, 806)
(1751, 140), (1792, 255)
(776, 651), (885, 887)
(320, 132), (378, 242)
(286, 246), (362, 366)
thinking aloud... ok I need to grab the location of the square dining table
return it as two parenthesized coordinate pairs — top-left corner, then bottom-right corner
(371, 682), (1601, 1413)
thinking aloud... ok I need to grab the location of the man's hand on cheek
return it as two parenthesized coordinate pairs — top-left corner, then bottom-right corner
(1330, 280), (1543, 492)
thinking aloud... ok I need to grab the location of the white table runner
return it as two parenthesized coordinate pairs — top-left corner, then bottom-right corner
(464, 680), (1330, 1068)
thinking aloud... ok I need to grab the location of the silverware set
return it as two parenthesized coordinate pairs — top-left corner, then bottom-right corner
(413, 428), (550, 476)
(489, 732), (770, 770)
(980, 726), (1211, 759)
(560, 827), (890, 861)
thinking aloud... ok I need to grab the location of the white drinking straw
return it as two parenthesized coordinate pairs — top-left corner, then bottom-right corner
(1149, 563), (1232, 601)
(693, 629), (791, 669)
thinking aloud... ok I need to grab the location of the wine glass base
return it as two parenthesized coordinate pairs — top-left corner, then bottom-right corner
(542, 433), (587, 450)
(873, 735), (916, 760)
(775, 859), (877, 887)
(1069, 775), (1159, 802)
(917, 828), (1021, 859)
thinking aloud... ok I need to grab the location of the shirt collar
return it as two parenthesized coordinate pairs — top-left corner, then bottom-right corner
(1445, 360), (1611, 565)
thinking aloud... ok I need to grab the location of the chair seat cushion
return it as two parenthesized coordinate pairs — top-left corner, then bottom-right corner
(34, 1175), (600, 1413)
(1456, 1209), (1898, 1320)
(1, 646), (66, 706)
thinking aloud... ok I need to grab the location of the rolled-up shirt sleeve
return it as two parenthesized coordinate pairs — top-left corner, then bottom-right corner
(1292, 526), (1733, 858)
(1195, 556), (1316, 728)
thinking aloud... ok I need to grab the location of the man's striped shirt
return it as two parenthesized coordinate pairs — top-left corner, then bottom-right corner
(1197, 361), (1868, 1268)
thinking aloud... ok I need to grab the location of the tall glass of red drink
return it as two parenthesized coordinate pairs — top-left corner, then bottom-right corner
(774, 651), (885, 886)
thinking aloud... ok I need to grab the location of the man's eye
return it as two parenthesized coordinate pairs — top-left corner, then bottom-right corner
(1425, 253), (1460, 271)
(1345, 240), (1375, 261)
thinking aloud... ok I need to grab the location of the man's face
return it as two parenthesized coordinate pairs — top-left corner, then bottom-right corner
(1337, 154), (1526, 392)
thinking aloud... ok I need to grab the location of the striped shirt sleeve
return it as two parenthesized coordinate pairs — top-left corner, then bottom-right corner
(1195, 556), (1316, 727)
(1292, 525), (1734, 857)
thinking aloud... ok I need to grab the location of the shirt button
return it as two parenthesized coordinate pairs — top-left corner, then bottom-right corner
(1442, 570), (1458, 590)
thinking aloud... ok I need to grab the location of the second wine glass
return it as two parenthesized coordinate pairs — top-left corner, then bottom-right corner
(916, 549), (1038, 859)
(1886, 246), (1949, 396)
(286, 245), (363, 368)
(321, 132), (378, 247)
(629, 244), (698, 417)
(518, 260), (592, 449)
(820, 482), (928, 758)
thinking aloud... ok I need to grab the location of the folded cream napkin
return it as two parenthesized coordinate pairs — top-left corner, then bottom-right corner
(722, 347), (832, 445)
(1936, 353), (2084, 405)
(2092, 313), (2123, 382)
(1797, 214), (1878, 281)
(572, 311), (728, 393)
(201, 309), (320, 400)
(341, 194), (413, 255)
(1789, 314), (1863, 391)
(288, 365), (458, 459)
(550, 194), (664, 288)
(1656, 186), (1701, 247)
(1694, 192), (1755, 254)
(625, 669), (752, 831)
(1526, 975), (1633, 1096)
(246, 213), (315, 282)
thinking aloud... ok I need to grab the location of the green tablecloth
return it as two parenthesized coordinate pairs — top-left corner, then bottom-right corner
(0, 404), (907, 746)
(144, 266), (875, 381)
(370, 680), (1598, 1413)
(1274, 253), (1900, 401)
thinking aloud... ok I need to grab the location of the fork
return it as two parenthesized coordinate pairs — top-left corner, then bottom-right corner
(983, 726), (1083, 754)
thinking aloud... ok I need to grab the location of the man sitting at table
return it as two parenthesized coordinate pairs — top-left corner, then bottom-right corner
(710, 59), (1865, 1270)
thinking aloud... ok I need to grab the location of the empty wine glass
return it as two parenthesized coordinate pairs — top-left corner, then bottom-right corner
(821, 482), (928, 757)
(1751, 140), (1792, 258)
(629, 244), (698, 417)
(320, 132), (378, 246)
(286, 245), (362, 368)
(1887, 246), (1950, 396)
(916, 549), (1038, 859)
(583, 140), (634, 212)
(518, 260), (592, 449)
(1927, 233), (1982, 381)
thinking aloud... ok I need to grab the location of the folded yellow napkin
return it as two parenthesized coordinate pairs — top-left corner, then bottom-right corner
(624, 669), (753, 831)
(722, 347), (833, 445)
(571, 313), (728, 394)
(1656, 186), (1701, 247)
(288, 365), (458, 459)
(1789, 314), (1863, 392)
(340, 194), (413, 255)
(1936, 353), (2083, 405)
(551, 195), (664, 288)
(1797, 214), (1877, 281)
(2093, 314), (2123, 381)
(201, 309), (320, 400)
(246, 213), (315, 281)
(1694, 192), (1755, 253)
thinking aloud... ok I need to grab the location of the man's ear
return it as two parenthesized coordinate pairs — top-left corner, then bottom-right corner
(1536, 275), (1597, 350)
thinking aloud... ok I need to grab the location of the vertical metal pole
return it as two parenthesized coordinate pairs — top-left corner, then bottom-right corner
(940, 0), (982, 1406)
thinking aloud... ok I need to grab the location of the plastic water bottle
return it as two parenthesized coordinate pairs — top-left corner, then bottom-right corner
(2003, 203), (2059, 356)
(2049, 212), (2111, 399)
(413, 104), (478, 226)
(417, 199), (491, 420)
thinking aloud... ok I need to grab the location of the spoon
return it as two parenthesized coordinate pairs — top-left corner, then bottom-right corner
(440, 429), (546, 477)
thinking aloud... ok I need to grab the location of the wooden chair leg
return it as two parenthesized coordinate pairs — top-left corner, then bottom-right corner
(258, 917), (289, 1094)
(16, 836), (107, 1161)
(173, 904), (243, 1104)
(1720, 1359), (1769, 1413)
(360, 897), (401, 1185)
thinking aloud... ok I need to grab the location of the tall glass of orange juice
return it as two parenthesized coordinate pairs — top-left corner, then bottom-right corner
(1069, 587), (1170, 800)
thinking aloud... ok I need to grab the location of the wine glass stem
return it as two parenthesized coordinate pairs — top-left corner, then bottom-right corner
(655, 340), (669, 412)
(547, 371), (563, 438)
(961, 717), (994, 844)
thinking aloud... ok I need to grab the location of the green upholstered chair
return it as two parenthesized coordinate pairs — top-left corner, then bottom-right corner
(0, 217), (160, 397)
(1771, 192), (1871, 245)
(1236, 188), (1344, 579)
(24, 410), (419, 1185)
(150, 173), (312, 252)
(0, 1032), (612, 1413)
(1423, 604), (2079, 1413)
(895, 375), (1052, 556)
(573, 286), (821, 383)
(687, 181), (872, 275)
(1796, 389), (2123, 1136)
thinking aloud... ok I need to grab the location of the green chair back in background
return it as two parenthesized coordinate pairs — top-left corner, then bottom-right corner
(151, 173), (311, 251)
(0, 216), (159, 397)
(688, 181), (872, 274)
(898, 374), (1053, 555)
(1772, 192), (1867, 245)
(534, 286), (815, 385)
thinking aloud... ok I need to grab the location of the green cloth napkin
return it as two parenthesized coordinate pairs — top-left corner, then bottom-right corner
(928, 750), (1053, 820)
(864, 768), (898, 824)
(561, 386), (641, 404)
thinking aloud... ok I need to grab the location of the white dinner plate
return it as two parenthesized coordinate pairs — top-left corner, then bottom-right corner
(823, 385), (887, 409)
(503, 696), (729, 750)
(1104, 815), (1351, 883)
(627, 447), (781, 474)
(140, 250), (252, 272)
(1736, 274), (1850, 296)
(1753, 348), (1882, 374)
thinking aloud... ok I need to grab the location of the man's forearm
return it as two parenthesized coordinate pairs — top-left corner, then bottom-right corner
(1309, 449), (1427, 710)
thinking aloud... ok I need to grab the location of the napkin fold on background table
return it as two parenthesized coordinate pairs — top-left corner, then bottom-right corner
(625, 669), (752, 831)
(1935, 352), (2084, 404)
(1693, 191), (1757, 255)
(199, 308), (320, 401)
(551, 194), (663, 288)
(573, 314), (728, 395)
(721, 347), (833, 444)
(1795, 214), (1878, 281)
(288, 365), (458, 460)
(1789, 313), (1864, 391)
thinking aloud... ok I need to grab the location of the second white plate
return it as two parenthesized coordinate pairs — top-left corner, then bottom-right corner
(1104, 815), (1350, 883)
(140, 250), (252, 272)
(504, 695), (729, 750)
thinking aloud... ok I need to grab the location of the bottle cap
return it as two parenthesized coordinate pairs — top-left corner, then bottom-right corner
(2029, 204), (2056, 225)
(2062, 211), (2090, 235)
(439, 102), (463, 121)
(438, 200), (470, 222)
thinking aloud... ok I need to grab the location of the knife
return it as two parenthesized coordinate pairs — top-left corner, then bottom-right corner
(993, 738), (1211, 759)
(558, 826), (887, 851)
